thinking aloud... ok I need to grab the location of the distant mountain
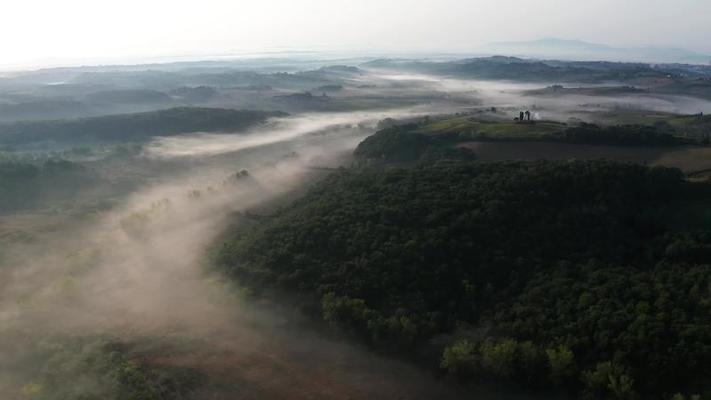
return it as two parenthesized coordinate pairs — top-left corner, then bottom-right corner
(362, 56), (673, 83)
(482, 38), (711, 65)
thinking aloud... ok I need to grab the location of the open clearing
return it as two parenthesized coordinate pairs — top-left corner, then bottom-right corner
(460, 141), (711, 173)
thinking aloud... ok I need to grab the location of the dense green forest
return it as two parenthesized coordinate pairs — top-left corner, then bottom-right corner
(352, 123), (475, 163)
(217, 158), (711, 399)
(0, 107), (285, 147)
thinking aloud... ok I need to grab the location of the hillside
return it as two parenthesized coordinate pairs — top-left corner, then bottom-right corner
(217, 159), (711, 399)
(482, 38), (711, 64)
(363, 56), (711, 100)
(0, 159), (99, 213)
(523, 85), (647, 97)
(351, 115), (700, 166)
(0, 107), (286, 146)
(364, 56), (671, 82)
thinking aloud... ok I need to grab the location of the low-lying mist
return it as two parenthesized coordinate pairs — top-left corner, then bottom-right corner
(3, 60), (709, 399)
(144, 109), (428, 159)
(363, 69), (711, 119)
(0, 109), (489, 399)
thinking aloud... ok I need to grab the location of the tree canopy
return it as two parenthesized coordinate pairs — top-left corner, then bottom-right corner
(218, 159), (711, 399)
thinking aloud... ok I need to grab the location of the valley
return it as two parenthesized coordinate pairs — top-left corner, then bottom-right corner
(1, 54), (711, 400)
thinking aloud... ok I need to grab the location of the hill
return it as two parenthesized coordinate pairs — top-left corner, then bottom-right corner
(217, 159), (711, 399)
(482, 38), (711, 64)
(0, 159), (99, 213)
(363, 57), (711, 100)
(0, 107), (286, 146)
(363, 56), (671, 82)
(352, 115), (698, 165)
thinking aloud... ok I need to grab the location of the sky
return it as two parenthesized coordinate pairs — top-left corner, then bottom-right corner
(1, 0), (710, 69)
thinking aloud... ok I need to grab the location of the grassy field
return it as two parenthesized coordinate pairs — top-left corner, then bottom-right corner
(460, 141), (663, 162)
(425, 112), (711, 138)
(654, 146), (711, 172)
(459, 141), (711, 174)
(578, 110), (711, 137)
(411, 111), (711, 150)
(417, 115), (566, 139)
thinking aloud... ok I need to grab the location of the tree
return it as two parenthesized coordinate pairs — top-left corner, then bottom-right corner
(440, 340), (476, 376)
(546, 344), (576, 385)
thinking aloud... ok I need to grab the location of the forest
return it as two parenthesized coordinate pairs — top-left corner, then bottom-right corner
(217, 158), (711, 400)
(0, 107), (285, 147)
(0, 158), (99, 212)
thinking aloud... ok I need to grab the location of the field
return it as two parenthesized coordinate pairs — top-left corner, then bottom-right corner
(418, 115), (567, 139)
(577, 111), (711, 136)
(460, 141), (663, 162)
(459, 142), (711, 173)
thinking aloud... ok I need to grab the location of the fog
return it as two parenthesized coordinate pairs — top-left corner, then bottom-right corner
(5, 111), (383, 331)
(2, 55), (711, 398)
(365, 70), (711, 118)
(144, 109), (428, 159)
(1, 108), (497, 399)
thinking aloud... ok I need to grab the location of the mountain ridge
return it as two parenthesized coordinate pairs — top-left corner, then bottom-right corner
(483, 38), (711, 64)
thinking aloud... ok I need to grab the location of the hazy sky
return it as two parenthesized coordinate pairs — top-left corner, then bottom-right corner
(2, 0), (710, 68)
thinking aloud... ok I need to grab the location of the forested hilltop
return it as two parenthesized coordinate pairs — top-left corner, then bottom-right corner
(218, 148), (711, 398)
(354, 115), (708, 165)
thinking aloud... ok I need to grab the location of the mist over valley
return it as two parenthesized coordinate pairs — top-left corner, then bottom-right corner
(2, 2), (711, 399)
